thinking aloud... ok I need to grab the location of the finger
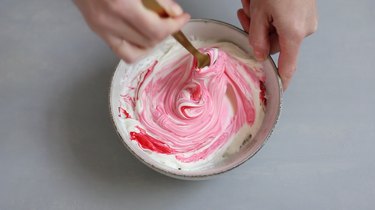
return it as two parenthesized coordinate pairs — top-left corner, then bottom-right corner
(248, 13), (270, 61)
(277, 35), (302, 90)
(133, 8), (190, 41)
(115, 2), (188, 43)
(158, 13), (191, 33)
(106, 34), (150, 63)
(157, 0), (183, 16)
(237, 9), (250, 33)
(96, 14), (154, 48)
(241, 0), (250, 16)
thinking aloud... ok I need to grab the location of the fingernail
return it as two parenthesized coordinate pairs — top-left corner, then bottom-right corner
(170, 3), (183, 16)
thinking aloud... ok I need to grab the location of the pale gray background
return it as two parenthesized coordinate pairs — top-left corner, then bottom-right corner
(1, 0), (374, 209)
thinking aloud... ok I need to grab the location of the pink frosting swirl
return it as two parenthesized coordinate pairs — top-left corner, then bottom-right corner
(121, 48), (266, 163)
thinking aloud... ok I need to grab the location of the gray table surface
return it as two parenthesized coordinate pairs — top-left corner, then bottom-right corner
(1, 0), (374, 209)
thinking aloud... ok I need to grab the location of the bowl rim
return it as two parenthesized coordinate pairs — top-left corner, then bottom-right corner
(109, 18), (283, 180)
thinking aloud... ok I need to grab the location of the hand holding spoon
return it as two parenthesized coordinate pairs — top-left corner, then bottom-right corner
(142, 0), (211, 68)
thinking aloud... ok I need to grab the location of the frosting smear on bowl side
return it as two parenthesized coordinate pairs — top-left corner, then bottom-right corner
(118, 40), (266, 171)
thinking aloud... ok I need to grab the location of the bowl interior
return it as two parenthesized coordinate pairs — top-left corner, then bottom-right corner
(110, 19), (282, 179)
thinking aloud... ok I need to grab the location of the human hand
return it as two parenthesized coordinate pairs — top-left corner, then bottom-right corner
(74, 0), (190, 63)
(237, 0), (318, 89)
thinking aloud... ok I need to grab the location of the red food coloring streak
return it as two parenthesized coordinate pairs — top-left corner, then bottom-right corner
(120, 95), (136, 108)
(181, 106), (195, 118)
(187, 85), (202, 101)
(259, 81), (267, 106)
(130, 127), (173, 154)
(136, 61), (158, 100)
(118, 107), (131, 118)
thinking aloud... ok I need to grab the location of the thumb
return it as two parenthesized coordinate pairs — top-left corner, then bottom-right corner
(157, 0), (183, 17)
(248, 15), (270, 61)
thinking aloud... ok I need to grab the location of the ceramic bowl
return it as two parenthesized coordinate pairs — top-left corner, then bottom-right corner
(109, 19), (282, 180)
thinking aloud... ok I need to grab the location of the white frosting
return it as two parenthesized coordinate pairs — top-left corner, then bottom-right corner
(117, 38), (265, 171)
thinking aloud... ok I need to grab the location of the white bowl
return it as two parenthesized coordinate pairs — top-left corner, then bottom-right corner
(109, 19), (282, 180)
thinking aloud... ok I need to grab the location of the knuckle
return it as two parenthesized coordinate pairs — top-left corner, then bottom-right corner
(310, 18), (319, 34)
(124, 56), (137, 63)
(108, 0), (135, 18)
(111, 43), (122, 56)
(250, 38), (263, 49)
(286, 17), (319, 40)
(120, 51), (137, 63)
(294, 26), (305, 39)
(108, 0), (122, 11)
(153, 28), (168, 41)
(145, 39), (158, 48)
(249, 37), (266, 51)
(137, 38), (155, 48)
(305, 17), (319, 37)
(110, 42), (126, 58)
(139, 15), (170, 41)
(129, 54), (143, 63)
(91, 12), (106, 28)
(117, 48), (141, 64)
(282, 71), (294, 80)
(87, 22), (100, 34)
(288, 24), (305, 41)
